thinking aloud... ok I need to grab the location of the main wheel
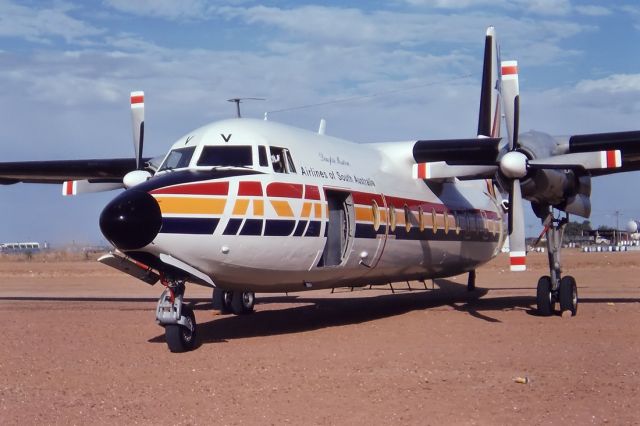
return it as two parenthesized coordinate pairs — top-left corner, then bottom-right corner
(230, 291), (255, 315)
(222, 291), (233, 313)
(536, 276), (553, 316)
(165, 305), (197, 353)
(559, 275), (578, 316)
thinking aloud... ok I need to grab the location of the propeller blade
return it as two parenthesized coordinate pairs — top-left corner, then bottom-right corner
(130, 91), (145, 170)
(501, 60), (519, 150)
(529, 150), (621, 171)
(508, 179), (526, 271)
(62, 180), (123, 196)
(413, 162), (497, 180)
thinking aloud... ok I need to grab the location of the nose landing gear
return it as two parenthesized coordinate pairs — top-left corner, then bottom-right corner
(156, 278), (197, 352)
(535, 209), (578, 317)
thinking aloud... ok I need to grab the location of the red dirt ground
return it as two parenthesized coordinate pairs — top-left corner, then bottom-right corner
(0, 250), (639, 424)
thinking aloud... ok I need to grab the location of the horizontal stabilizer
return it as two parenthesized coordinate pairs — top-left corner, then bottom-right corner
(413, 162), (497, 180)
(62, 180), (123, 196)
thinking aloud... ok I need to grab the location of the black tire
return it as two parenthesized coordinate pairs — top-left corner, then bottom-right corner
(165, 305), (197, 353)
(559, 275), (578, 316)
(536, 276), (553, 316)
(212, 288), (232, 314)
(223, 291), (234, 313)
(230, 291), (255, 315)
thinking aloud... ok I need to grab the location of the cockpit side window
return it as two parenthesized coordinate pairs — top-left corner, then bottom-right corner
(258, 145), (268, 167)
(158, 147), (196, 171)
(197, 146), (253, 167)
(269, 146), (296, 174)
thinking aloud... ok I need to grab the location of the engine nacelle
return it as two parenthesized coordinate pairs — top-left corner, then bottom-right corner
(500, 131), (592, 218)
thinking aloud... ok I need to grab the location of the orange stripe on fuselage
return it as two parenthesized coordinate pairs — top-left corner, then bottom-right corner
(270, 200), (294, 217)
(154, 196), (226, 215)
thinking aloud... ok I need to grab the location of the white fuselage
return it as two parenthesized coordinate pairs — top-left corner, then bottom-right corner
(134, 118), (505, 292)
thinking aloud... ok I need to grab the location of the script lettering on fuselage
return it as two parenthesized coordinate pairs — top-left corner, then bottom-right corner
(299, 165), (376, 187)
(318, 152), (350, 167)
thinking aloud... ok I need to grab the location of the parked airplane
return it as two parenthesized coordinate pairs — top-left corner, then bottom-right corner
(2, 27), (639, 352)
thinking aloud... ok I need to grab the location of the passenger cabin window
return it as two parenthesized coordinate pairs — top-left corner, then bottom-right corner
(270, 146), (296, 174)
(197, 146), (253, 167)
(159, 147), (196, 171)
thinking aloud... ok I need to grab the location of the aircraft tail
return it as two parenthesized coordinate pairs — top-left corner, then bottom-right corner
(477, 26), (501, 138)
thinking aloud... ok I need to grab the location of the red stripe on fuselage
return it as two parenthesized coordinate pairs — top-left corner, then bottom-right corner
(266, 182), (303, 198)
(304, 185), (320, 200)
(151, 181), (229, 196)
(351, 191), (385, 206)
(130, 95), (144, 104)
(238, 181), (263, 196)
(65, 181), (73, 195)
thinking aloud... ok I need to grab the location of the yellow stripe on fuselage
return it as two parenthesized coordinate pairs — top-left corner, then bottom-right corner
(155, 196), (226, 215)
(355, 206), (373, 222)
(233, 199), (250, 215)
(270, 200), (294, 217)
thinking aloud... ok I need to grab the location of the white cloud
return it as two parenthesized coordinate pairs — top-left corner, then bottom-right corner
(524, 0), (571, 16)
(103, 0), (210, 20)
(574, 5), (611, 16)
(0, 1), (103, 43)
(575, 73), (640, 94)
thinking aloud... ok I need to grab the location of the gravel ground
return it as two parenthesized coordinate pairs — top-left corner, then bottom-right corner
(0, 250), (639, 425)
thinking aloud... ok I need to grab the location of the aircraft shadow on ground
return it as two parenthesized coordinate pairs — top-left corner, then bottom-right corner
(148, 279), (548, 346)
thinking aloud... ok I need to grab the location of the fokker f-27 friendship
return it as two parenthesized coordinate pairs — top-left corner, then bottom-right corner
(2, 28), (639, 352)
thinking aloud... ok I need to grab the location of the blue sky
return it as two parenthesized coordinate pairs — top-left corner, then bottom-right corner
(0, 0), (639, 245)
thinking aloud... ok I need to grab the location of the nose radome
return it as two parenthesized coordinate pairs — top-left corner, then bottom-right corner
(99, 190), (162, 250)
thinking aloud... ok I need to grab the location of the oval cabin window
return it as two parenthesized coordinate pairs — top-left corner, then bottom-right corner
(444, 211), (449, 234)
(389, 205), (396, 232)
(431, 208), (437, 233)
(404, 205), (411, 232)
(372, 201), (380, 232)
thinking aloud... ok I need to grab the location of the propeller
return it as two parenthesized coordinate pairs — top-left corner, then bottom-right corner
(123, 91), (152, 188)
(412, 59), (622, 272)
(501, 61), (527, 270)
(130, 91), (145, 170)
(62, 91), (152, 195)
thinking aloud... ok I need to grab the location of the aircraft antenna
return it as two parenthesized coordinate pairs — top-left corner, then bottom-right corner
(227, 97), (265, 118)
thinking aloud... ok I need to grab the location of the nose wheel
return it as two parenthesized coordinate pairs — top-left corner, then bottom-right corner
(535, 208), (578, 317)
(156, 279), (198, 352)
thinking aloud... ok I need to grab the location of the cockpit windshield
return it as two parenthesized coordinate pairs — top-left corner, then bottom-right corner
(197, 146), (253, 168)
(158, 147), (196, 171)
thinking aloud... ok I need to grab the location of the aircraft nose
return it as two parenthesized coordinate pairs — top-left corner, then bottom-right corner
(99, 190), (162, 250)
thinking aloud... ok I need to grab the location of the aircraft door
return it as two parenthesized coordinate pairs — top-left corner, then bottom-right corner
(319, 191), (354, 267)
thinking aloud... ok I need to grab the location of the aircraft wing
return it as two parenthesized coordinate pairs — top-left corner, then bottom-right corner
(568, 130), (640, 176)
(0, 158), (152, 185)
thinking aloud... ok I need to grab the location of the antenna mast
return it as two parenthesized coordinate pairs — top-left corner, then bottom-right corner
(227, 97), (265, 118)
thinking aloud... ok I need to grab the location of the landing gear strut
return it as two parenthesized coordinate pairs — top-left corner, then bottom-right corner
(535, 208), (578, 316)
(156, 278), (197, 352)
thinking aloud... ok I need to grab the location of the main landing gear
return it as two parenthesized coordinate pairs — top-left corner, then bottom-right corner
(535, 209), (578, 317)
(156, 278), (197, 353)
(212, 288), (256, 315)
